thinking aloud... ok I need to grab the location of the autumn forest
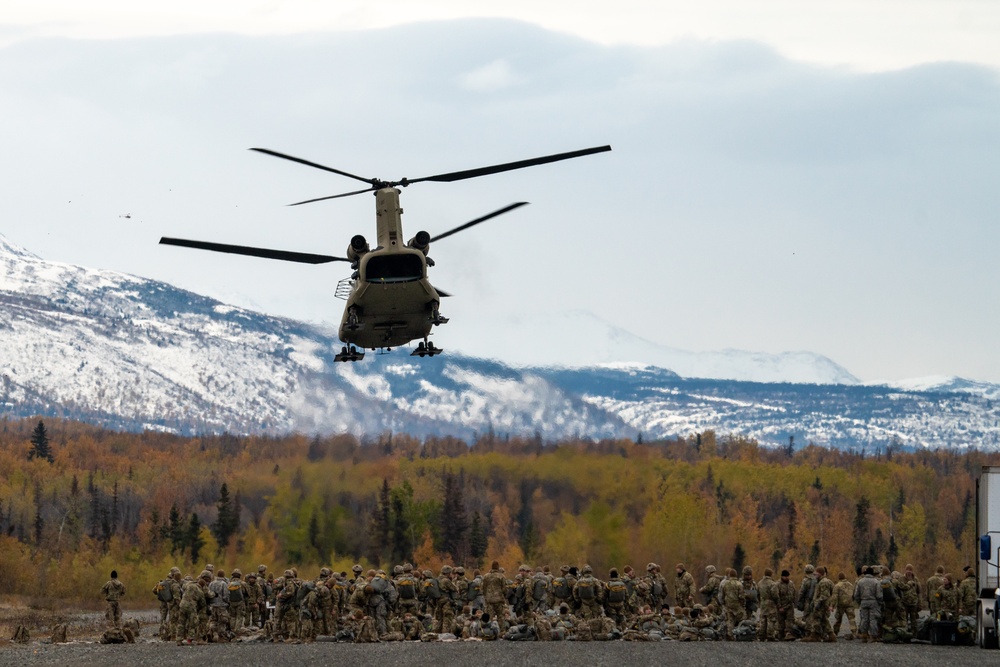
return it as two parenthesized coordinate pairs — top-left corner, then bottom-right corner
(0, 417), (994, 604)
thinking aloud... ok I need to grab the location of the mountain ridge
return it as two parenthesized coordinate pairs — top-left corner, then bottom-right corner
(2, 232), (1000, 449)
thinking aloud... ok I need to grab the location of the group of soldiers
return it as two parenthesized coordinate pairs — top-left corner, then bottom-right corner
(122, 558), (979, 644)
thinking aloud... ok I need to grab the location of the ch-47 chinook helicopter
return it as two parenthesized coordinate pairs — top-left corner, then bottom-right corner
(160, 144), (611, 362)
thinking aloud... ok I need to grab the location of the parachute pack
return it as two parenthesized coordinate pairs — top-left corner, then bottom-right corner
(607, 580), (627, 604)
(155, 580), (173, 603)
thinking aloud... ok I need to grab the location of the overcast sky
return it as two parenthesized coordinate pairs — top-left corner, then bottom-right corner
(1, 2), (999, 383)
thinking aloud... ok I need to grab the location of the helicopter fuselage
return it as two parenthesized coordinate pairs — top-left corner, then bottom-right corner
(339, 187), (443, 349)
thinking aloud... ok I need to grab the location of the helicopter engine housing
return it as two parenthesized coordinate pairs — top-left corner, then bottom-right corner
(347, 235), (369, 263)
(407, 230), (431, 256)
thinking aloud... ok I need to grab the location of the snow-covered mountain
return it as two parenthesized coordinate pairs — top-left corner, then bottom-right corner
(2, 232), (1000, 449)
(449, 310), (859, 385)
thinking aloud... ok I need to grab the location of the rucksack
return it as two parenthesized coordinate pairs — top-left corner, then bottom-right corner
(466, 578), (482, 602)
(228, 581), (244, 603)
(577, 578), (596, 600)
(398, 578), (417, 600)
(155, 580), (173, 603)
(532, 577), (549, 602)
(607, 580), (627, 604)
(881, 580), (897, 603)
(552, 577), (572, 599)
(423, 577), (442, 600)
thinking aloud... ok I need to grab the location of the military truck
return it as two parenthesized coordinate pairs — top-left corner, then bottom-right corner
(977, 466), (1000, 648)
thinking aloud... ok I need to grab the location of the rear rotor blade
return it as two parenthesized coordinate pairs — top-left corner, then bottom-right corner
(159, 237), (350, 264)
(429, 202), (529, 243)
(405, 145), (612, 185)
(250, 148), (376, 186)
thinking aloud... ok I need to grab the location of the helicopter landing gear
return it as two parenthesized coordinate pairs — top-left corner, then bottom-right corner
(334, 345), (365, 362)
(411, 340), (442, 358)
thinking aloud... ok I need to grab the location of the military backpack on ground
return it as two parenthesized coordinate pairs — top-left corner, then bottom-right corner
(155, 579), (173, 603)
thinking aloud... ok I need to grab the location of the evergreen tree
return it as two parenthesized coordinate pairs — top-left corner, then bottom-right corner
(809, 539), (821, 565)
(469, 511), (488, 567)
(441, 471), (469, 562)
(390, 489), (412, 565)
(188, 513), (205, 563)
(168, 504), (185, 555)
(28, 420), (53, 462)
(33, 482), (44, 547)
(887, 534), (899, 570)
(852, 497), (871, 569)
(787, 500), (798, 550)
(308, 510), (322, 561)
(212, 483), (239, 548)
(733, 542), (746, 573)
(369, 479), (391, 563)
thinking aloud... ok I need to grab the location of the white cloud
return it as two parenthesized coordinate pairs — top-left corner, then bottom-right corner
(459, 59), (522, 92)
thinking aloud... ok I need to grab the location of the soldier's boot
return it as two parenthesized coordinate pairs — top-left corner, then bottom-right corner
(824, 632), (837, 643)
(783, 632), (796, 641)
(844, 632), (855, 640)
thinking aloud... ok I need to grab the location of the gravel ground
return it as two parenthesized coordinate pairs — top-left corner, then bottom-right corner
(0, 639), (986, 667)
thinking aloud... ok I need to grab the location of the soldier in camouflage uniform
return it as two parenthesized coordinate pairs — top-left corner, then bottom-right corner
(806, 566), (835, 642)
(440, 566), (460, 634)
(935, 574), (959, 620)
(227, 569), (248, 633)
(647, 563), (669, 611)
(207, 570), (231, 641)
(245, 572), (264, 629)
(275, 569), (300, 640)
(853, 566), (883, 642)
(165, 568), (184, 640)
(797, 564), (817, 636)
(775, 570), (797, 640)
(719, 568), (745, 640)
(959, 566), (978, 617)
(298, 579), (319, 641)
(831, 572), (857, 639)
(675, 563), (695, 608)
(454, 566), (469, 609)
(900, 565), (921, 635)
(177, 572), (210, 644)
(700, 565), (722, 605)
(396, 564), (420, 618)
(154, 570), (173, 639)
(100, 570), (127, 629)
(756, 568), (779, 641)
(604, 569), (628, 627)
(741, 566), (758, 620)
(574, 565), (604, 619)
(482, 561), (508, 631)
(926, 565), (945, 615)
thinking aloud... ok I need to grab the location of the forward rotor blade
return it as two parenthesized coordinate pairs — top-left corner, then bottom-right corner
(288, 186), (378, 206)
(429, 202), (529, 243)
(250, 148), (375, 186)
(405, 145), (612, 185)
(159, 237), (350, 264)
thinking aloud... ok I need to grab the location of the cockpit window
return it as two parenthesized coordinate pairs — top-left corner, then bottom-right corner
(364, 253), (424, 283)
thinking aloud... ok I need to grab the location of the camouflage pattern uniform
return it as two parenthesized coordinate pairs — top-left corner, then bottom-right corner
(245, 574), (264, 628)
(775, 571), (797, 640)
(227, 570), (248, 633)
(741, 566), (758, 620)
(756, 569), (779, 641)
(551, 566), (575, 611)
(315, 569), (334, 635)
(674, 564), (695, 608)
(154, 573), (171, 638)
(900, 567), (921, 634)
(853, 568), (883, 641)
(573, 566), (604, 619)
(100, 572), (127, 628)
(482, 563), (509, 631)
(797, 565), (817, 636)
(166, 571), (184, 640)
(926, 566), (945, 615)
(178, 574), (209, 643)
(275, 570), (300, 640)
(299, 580), (319, 641)
(935, 576), (959, 620)
(604, 570), (628, 627)
(719, 569), (745, 639)
(959, 568), (978, 617)
(207, 572), (231, 641)
(436, 566), (459, 635)
(831, 572), (857, 638)
(700, 566), (721, 605)
(396, 566), (421, 618)
(647, 563), (669, 611)
(808, 568), (835, 641)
